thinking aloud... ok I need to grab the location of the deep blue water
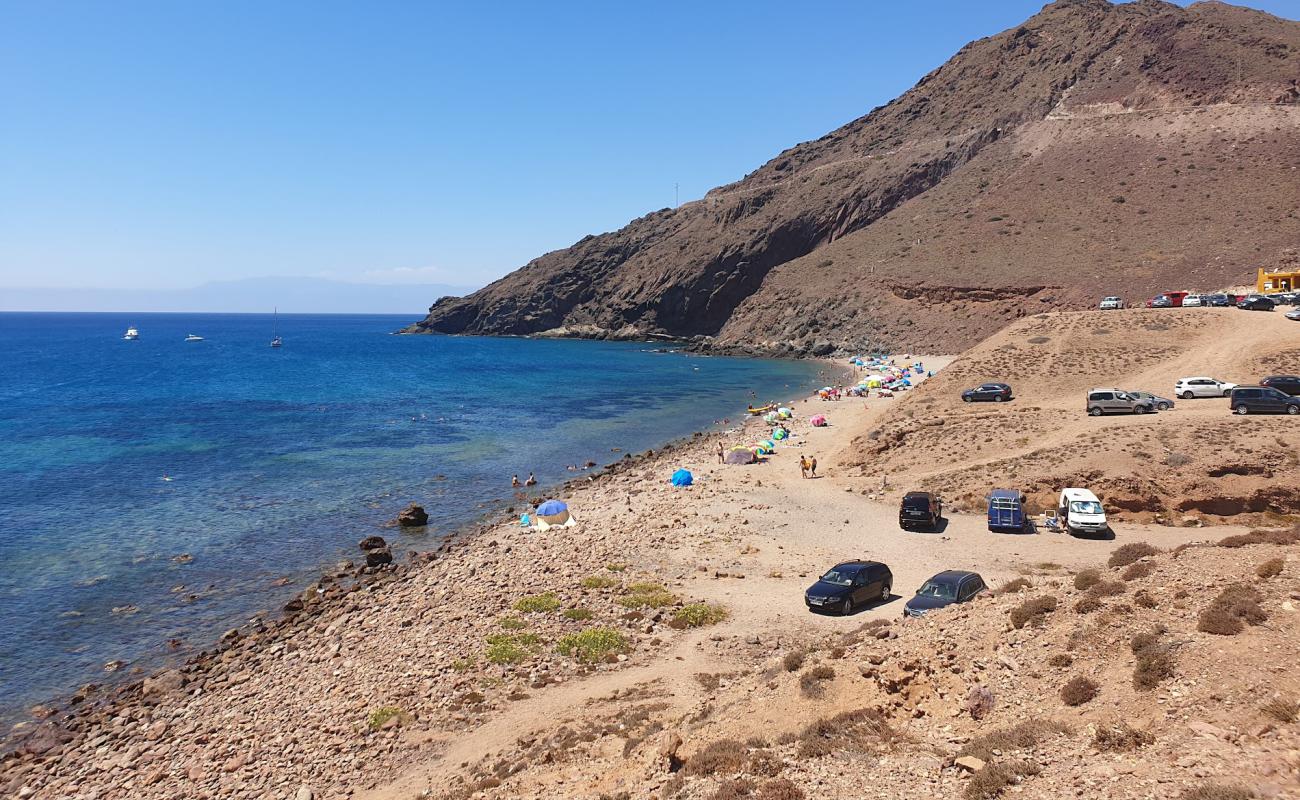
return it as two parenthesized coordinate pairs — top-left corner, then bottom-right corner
(0, 312), (823, 721)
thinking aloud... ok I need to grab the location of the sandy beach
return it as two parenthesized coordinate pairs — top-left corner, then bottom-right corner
(6, 348), (1284, 800)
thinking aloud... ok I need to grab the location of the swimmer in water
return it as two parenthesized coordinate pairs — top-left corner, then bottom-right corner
(511, 475), (521, 488)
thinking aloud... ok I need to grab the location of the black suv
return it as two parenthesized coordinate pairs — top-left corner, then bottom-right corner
(1204, 294), (1232, 307)
(804, 561), (892, 616)
(903, 571), (987, 617)
(899, 492), (943, 530)
(1229, 386), (1300, 415)
(1261, 375), (1300, 397)
(962, 383), (1013, 403)
(1238, 296), (1276, 311)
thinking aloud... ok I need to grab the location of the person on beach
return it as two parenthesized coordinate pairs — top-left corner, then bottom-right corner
(799, 453), (817, 479)
(717, 440), (725, 463)
(525, 472), (537, 486)
(512, 474), (521, 488)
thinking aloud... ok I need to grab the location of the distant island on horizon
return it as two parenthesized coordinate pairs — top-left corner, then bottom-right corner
(0, 276), (475, 315)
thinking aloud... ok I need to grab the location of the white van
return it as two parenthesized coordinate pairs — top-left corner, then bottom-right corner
(1057, 488), (1108, 536)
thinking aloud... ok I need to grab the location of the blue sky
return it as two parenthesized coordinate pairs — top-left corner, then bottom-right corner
(2, 0), (1297, 296)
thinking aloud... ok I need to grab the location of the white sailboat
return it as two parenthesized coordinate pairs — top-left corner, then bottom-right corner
(184, 334), (204, 342)
(123, 326), (139, 340)
(270, 308), (282, 348)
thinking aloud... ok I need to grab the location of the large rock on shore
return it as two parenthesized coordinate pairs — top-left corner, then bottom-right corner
(359, 535), (393, 567)
(395, 503), (428, 527)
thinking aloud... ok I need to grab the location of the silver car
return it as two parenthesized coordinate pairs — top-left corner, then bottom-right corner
(1087, 388), (1154, 416)
(1127, 391), (1174, 411)
(1175, 377), (1236, 399)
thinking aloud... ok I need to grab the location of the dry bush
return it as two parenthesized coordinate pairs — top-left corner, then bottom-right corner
(1132, 629), (1176, 690)
(781, 650), (805, 672)
(1048, 653), (1073, 668)
(1198, 584), (1267, 636)
(695, 673), (721, 691)
(683, 739), (749, 776)
(1133, 590), (1158, 609)
(661, 774), (686, 798)
(755, 778), (804, 800)
(1261, 697), (1299, 723)
(1073, 596), (1102, 614)
(1122, 561), (1155, 581)
(958, 719), (1069, 762)
(796, 708), (895, 759)
(1009, 595), (1058, 629)
(1087, 580), (1126, 599)
(1256, 558), (1284, 579)
(747, 750), (785, 777)
(709, 778), (755, 800)
(1093, 721), (1154, 751)
(1217, 527), (1300, 548)
(965, 685), (995, 720)
(995, 577), (1033, 595)
(964, 759), (1042, 800)
(1073, 569), (1101, 591)
(1180, 785), (1255, 800)
(798, 665), (835, 698)
(1108, 543), (1159, 568)
(1060, 676), (1099, 706)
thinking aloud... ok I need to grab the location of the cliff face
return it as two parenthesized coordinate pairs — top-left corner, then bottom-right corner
(411, 0), (1300, 354)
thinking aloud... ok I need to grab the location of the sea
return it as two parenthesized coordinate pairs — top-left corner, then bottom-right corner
(0, 312), (825, 723)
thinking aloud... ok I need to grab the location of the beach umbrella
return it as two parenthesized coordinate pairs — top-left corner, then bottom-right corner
(536, 499), (568, 516)
(811, 414), (828, 427)
(725, 448), (756, 465)
(754, 442), (774, 455)
(670, 469), (693, 486)
(763, 412), (778, 424)
(772, 427), (788, 440)
(761, 439), (776, 450)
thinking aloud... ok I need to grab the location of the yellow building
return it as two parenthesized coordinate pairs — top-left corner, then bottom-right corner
(1257, 267), (1299, 294)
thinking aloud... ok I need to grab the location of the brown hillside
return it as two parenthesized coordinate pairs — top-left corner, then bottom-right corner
(411, 0), (1300, 354)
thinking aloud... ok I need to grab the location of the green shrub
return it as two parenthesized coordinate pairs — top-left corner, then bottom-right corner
(671, 603), (728, 628)
(367, 706), (409, 730)
(486, 633), (541, 664)
(555, 627), (628, 663)
(514, 593), (561, 613)
(619, 583), (678, 609)
(497, 616), (527, 629)
(605, 563), (628, 572)
(562, 607), (594, 621)
(580, 575), (620, 590)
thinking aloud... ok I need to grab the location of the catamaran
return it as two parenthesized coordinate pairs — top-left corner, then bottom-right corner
(123, 326), (139, 340)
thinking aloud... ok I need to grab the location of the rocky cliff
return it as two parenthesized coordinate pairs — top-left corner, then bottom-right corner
(410, 0), (1300, 354)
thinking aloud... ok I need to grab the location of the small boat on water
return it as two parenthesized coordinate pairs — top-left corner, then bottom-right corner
(123, 326), (139, 340)
(746, 404), (776, 416)
(184, 334), (204, 342)
(270, 307), (282, 348)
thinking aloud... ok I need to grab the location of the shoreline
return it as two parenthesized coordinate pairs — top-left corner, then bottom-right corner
(1, 355), (850, 746)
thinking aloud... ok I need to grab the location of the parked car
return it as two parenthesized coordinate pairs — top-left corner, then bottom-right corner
(903, 571), (986, 618)
(804, 561), (893, 615)
(1270, 292), (1298, 305)
(1127, 390), (1174, 411)
(1205, 293), (1233, 307)
(1098, 296), (1124, 310)
(1086, 388), (1154, 416)
(1175, 377), (1237, 399)
(1260, 375), (1300, 396)
(1057, 488), (1109, 536)
(1238, 296), (1276, 311)
(1286, 308), (1300, 321)
(1182, 294), (1204, 308)
(962, 382), (1013, 403)
(987, 489), (1030, 533)
(899, 492), (943, 531)
(1229, 386), (1300, 415)
(1149, 295), (1174, 308)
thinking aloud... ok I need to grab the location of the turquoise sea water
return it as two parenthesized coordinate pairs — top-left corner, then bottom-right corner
(0, 312), (823, 722)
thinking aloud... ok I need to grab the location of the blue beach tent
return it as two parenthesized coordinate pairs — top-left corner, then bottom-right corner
(670, 469), (694, 487)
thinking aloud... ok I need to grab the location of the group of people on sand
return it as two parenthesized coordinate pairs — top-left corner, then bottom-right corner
(511, 473), (537, 488)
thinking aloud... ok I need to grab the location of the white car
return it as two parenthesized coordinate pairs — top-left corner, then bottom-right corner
(1098, 296), (1124, 310)
(1286, 308), (1300, 321)
(1175, 376), (1236, 399)
(1182, 295), (1203, 307)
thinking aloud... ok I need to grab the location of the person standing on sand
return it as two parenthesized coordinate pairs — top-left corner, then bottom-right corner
(717, 440), (725, 463)
(800, 453), (817, 479)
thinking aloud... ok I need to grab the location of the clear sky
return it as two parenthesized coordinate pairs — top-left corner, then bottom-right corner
(2, 0), (1297, 296)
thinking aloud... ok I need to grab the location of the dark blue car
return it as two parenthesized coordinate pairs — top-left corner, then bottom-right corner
(904, 570), (987, 617)
(804, 560), (892, 616)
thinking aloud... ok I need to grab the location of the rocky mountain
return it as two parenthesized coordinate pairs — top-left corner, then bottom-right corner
(410, 0), (1300, 354)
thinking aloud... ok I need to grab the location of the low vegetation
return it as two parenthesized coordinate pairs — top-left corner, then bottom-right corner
(1073, 569), (1101, 591)
(1060, 676), (1100, 706)
(671, 603), (728, 628)
(1255, 557), (1284, 579)
(486, 632), (542, 665)
(580, 575), (620, 590)
(1198, 584), (1267, 636)
(555, 627), (627, 663)
(1180, 785), (1255, 800)
(562, 607), (594, 621)
(1217, 527), (1300, 548)
(1261, 697), (1299, 724)
(497, 616), (527, 629)
(798, 665), (834, 698)
(958, 719), (1069, 762)
(754, 778), (804, 800)
(366, 706), (409, 731)
(1108, 543), (1159, 568)
(1121, 561), (1155, 581)
(682, 739), (748, 776)
(1131, 627), (1176, 690)
(965, 759), (1041, 800)
(1093, 721), (1154, 751)
(514, 593), (561, 613)
(618, 582), (678, 609)
(1009, 595), (1057, 629)
(796, 708), (896, 759)
(782, 650), (806, 672)
(995, 577), (1033, 595)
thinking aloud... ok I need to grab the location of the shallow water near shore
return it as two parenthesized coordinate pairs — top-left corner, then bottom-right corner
(0, 312), (824, 723)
